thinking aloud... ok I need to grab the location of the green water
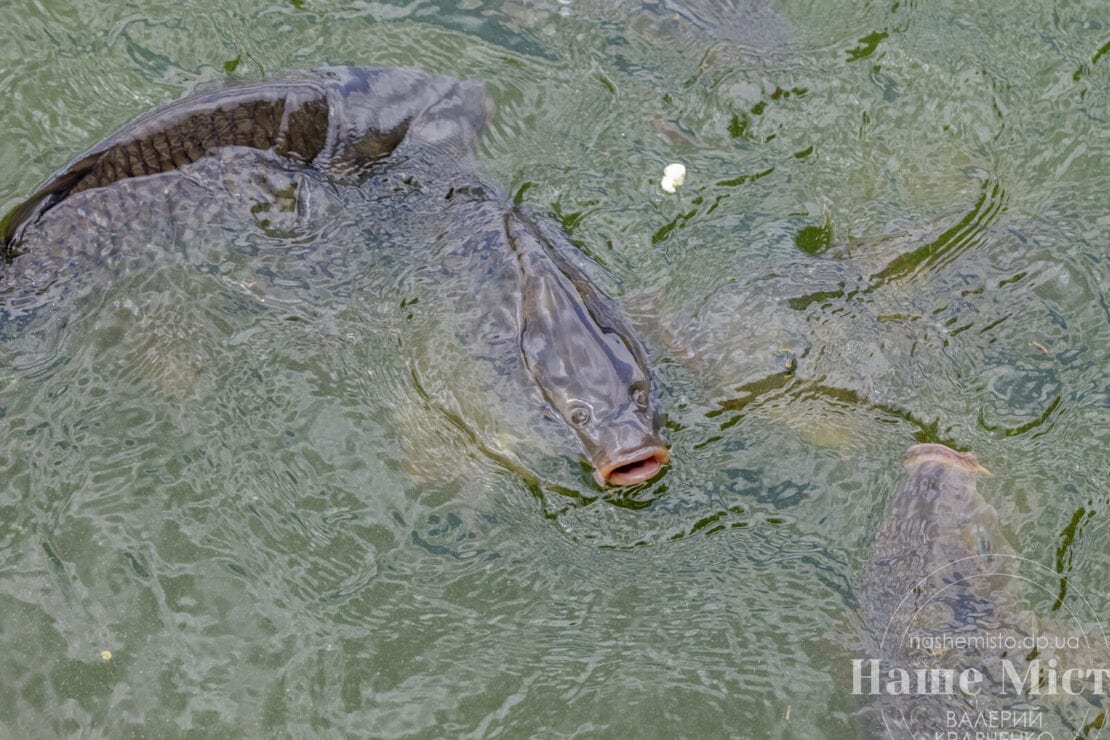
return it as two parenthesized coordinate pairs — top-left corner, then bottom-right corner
(1, 0), (1108, 736)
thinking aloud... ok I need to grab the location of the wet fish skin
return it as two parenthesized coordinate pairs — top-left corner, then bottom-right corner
(1, 66), (666, 487)
(1, 67), (492, 252)
(508, 212), (669, 486)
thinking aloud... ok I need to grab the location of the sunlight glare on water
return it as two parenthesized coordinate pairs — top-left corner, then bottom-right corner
(0, 0), (1108, 736)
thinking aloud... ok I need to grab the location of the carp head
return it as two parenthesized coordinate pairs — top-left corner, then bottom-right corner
(509, 214), (669, 487)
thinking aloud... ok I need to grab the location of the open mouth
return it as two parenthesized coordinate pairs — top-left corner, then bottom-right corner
(597, 446), (670, 487)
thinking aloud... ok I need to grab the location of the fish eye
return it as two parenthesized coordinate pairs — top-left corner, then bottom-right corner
(630, 382), (649, 408)
(569, 404), (591, 427)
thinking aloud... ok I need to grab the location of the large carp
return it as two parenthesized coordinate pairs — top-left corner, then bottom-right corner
(0, 67), (668, 487)
(857, 444), (1107, 737)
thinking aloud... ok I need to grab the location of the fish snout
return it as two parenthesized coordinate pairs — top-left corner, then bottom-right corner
(903, 443), (992, 476)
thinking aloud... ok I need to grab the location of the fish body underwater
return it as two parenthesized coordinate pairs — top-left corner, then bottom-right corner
(858, 444), (1107, 737)
(858, 444), (1007, 736)
(0, 67), (667, 486)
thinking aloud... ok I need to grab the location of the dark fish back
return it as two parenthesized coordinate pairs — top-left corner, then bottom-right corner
(1, 83), (329, 251)
(1, 67), (492, 253)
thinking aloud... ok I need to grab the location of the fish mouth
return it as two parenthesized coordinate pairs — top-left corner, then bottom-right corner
(595, 446), (670, 487)
(904, 443), (992, 476)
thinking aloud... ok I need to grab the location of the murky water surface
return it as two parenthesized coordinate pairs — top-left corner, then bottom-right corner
(1, 0), (1107, 736)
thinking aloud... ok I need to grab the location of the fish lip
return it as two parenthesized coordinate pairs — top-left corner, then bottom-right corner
(904, 443), (992, 476)
(594, 445), (670, 487)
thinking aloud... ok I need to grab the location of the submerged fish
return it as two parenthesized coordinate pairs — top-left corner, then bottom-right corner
(858, 444), (1106, 737)
(858, 444), (1008, 736)
(0, 67), (668, 487)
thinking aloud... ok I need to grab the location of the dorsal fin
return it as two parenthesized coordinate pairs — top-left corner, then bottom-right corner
(0, 80), (330, 252)
(2, 67), (493, 252)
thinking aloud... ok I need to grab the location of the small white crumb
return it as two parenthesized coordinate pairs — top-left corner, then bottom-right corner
(660, 162), (686, 193)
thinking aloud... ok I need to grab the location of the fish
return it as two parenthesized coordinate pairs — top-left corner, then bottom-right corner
(857, 444), (1107, 737)
(0, 67), (668, 487)
(509, 212), (669, 486)
(857, 443), (1010, 736)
